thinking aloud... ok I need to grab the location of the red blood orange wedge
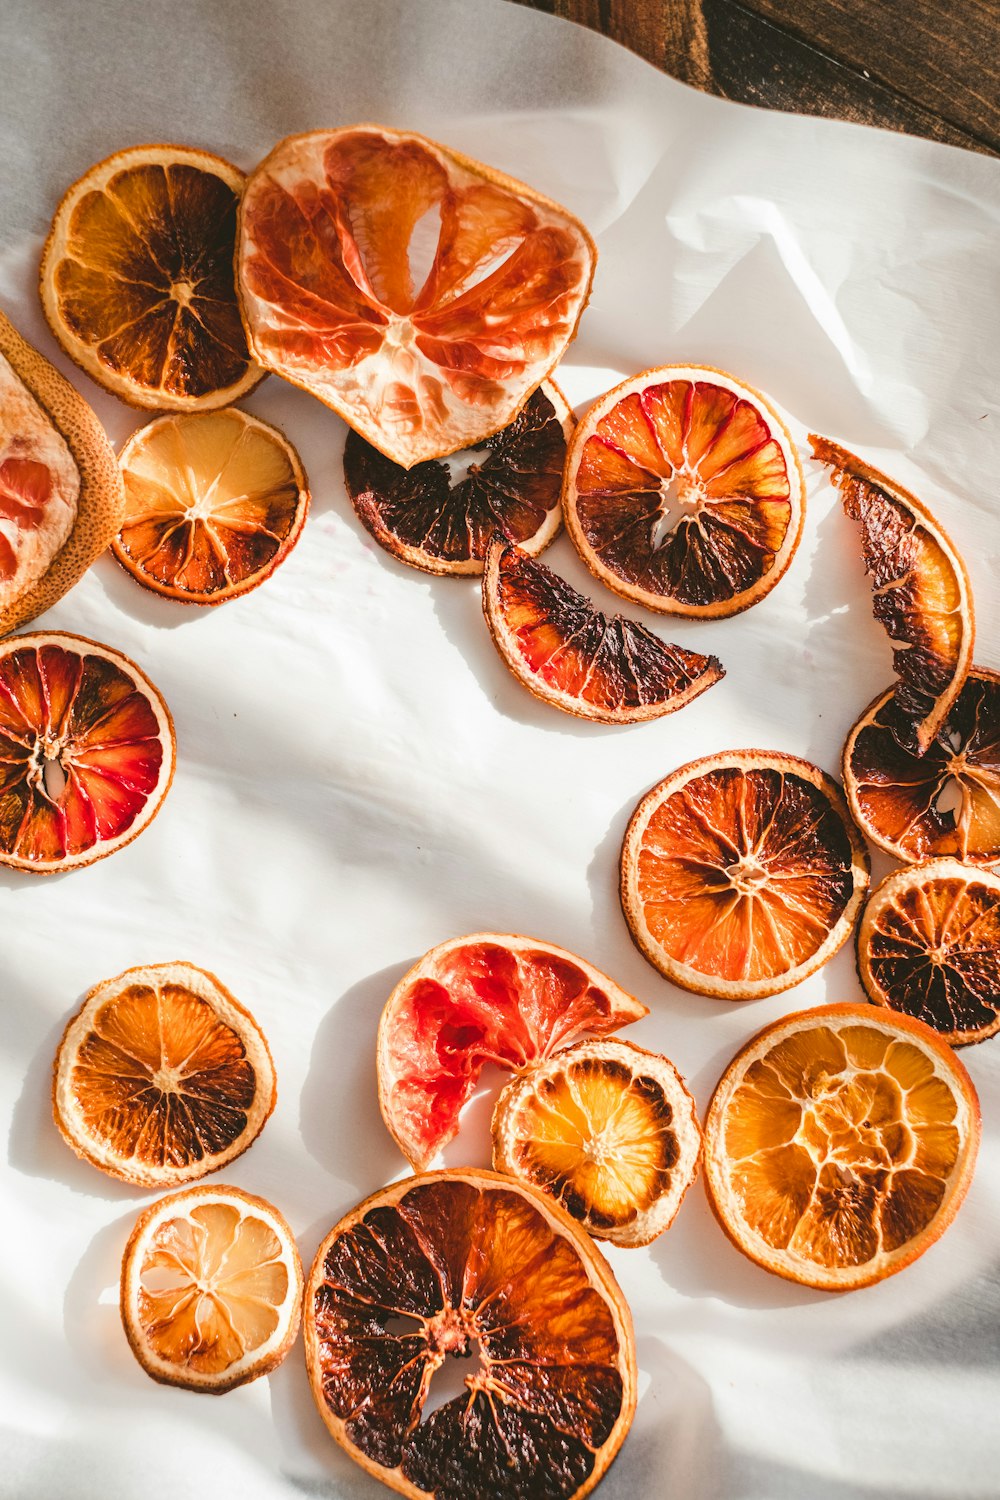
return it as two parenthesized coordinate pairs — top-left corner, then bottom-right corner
(237, 126), (596, 467)
(376, 934), (647, 1169)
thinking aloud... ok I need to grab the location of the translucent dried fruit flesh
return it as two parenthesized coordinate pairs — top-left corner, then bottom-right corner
(0, 352), (79, 604)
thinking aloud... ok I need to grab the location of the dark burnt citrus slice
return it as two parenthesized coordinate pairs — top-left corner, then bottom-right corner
(703, 1003), (980, 1290)
(563, 366), (804, 617)
(304, 1169), (636, 1499)
(811, 436), (973, 755)
(237, 126), (596, 467)
(483, 539), (724, 723)
(345, 381), (570, 575)
(376, 933), (647, 1169)
(0, 631), (174, 872)
(620, 750), (870, 999)
(843, 670), (1000, 865)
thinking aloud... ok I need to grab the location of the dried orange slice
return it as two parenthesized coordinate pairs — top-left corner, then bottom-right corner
(811, 436), (973, 755)
(0, 631), (174, 873)
(237, 126), (596, 467)
(483, 539), (724, 723)
(53, 962), (277, 1185)
(121, 1184), (302, 1392)
(345, 381), (571, 574)
(492, 1037), (701, 1247)
(304, 1168), (635, 1498)
(113, 409), (309, 603)
(620, 750), (870, 998)
(857, 859), (1000, 1044)
(703, 1003), (980, 1290)
(41, 144), (262, 410)
(563, 366), (804, 617)
(843, 669), (1000, 865)
(376, 933), (647, 1169)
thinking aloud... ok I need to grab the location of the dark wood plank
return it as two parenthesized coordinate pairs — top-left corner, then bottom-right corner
(512, 0), (713, 87)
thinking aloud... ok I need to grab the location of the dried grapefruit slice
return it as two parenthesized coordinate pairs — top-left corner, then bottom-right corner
(121, 1184), (302, 1392)
(0, 631), (174, 873)
(811, 436), (973, 755)
(483, 539), (724, 723)
(304, 1168), (636, 1499)
(843, 670), (1000, 866)
(114, 409), (309, 603)
(492, 1037), (701, 1247)
(237, 126), (596, 467)
(345, 381), (571, 574)
(376, 933), (647, 1169)
(703, 1003), (980, 1290)
(53, 962), (277, 1185)
(40, 144), (262, 410)
(563, 366), (804, 617)
(620, 750), (870, 999)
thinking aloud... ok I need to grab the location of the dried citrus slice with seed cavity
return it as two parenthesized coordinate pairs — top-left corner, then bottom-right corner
(483, 538), (724, 723)
(857, 859), (1000, 1044)
(53, 962), (277, 1185)
(237, 126), (596, 467)
(41, 144), (263, 411)
(811, 435), (973, 756)
(844, 670), (1000, 866)
(620, 750), (870, 999)
(376, 933), (647, 1170)
(121, 1184), (302, 1392)
(0, 631), (174, 873)
(114, 409), (309, 603)
(703, 1002), (980, 1290)
(563, 366), (804, 618)
(345, 381), (571, 575)
(492, 1037), (701, 1247)
(304, 1168), (636, 1499)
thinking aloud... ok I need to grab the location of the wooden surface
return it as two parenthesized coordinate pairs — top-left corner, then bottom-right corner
(512, 0), (1000, 156)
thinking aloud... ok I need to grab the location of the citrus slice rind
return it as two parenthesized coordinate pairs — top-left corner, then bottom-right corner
(620, 750), (871, 999)
(345, 380), (571, 575)
(236, 125), (597, 468)
(483, 538), (725, 724)
(304, 1168), (637, 1500)
(376, 933), (648, 1170)
(702, 1003), (980, 1291)
(41, 144), (263, 411)
(120, 1184), (302, 1393)
(53, 962), (277, 1186)
(562, 365), (805, 618)
(0, 630), (175, 873)
(491, 1037), (702, 1247)
(857, 859), (1000, 1044)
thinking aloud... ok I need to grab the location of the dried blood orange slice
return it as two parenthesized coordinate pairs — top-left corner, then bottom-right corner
(843, 670), (1000, 866)
(492, 1038), (701, 1247)
(563, 366), (804, 617)
(53, 962), (277, 1185)
(703, 1003), (980, 1290)
(40, 144), (262, 410)
(237, 126), (596, 467)
(483, 539), (724, 723)
(620, 751), (870, 999)
(857, 859), (1000, 1044)
(121, 1184), (302, 1392)
(812, 436), (973, 755)
(376, 933), (647, 1169)
(114, 409), (309, 603)
(0, 631), (174, 873)
(304, 1168), (636, 1499)
(345, 381), (571, 575)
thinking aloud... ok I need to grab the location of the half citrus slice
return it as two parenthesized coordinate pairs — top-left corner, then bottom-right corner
(121, 1184), (302, 1392)
(563, 366), (804, 617)
(620, 750), (870, 998)
(703, 1003), (980, 1290)
(304, 1168), (636, 1499)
